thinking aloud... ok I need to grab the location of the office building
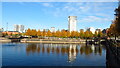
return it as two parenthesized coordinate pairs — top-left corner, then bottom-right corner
(68, 16), (77, 32)
(0, 28), (4, 32)
(14, 24), (24, 33)
(19, 25), (24, 33)
(14, 24), (19, 32)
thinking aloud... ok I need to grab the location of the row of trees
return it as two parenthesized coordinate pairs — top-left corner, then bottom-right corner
(25, 28), (104, 38)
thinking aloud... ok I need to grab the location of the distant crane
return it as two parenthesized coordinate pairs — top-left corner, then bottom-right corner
(6, 22), (8, 31)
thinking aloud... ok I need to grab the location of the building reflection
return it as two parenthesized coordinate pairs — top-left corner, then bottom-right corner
(68, 44), (77, 62)
(26, 43), (104, 62)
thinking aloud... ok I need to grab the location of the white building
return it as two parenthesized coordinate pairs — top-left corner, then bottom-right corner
(19, 25), (24, 33)
(14, 24), (19, 32)
(14, 24), (24, 33)
(50, 27), (55, 32)
(68, 44), (77, 62)
(68, 16), (77, 32)
(87, 27), (95, 34)
(0, 28), (4, 32)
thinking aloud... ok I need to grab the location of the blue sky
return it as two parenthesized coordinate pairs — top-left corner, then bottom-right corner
(2, 2), (118, 31)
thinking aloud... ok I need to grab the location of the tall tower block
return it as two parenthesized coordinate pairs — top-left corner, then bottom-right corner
(68, 16), (77, 32)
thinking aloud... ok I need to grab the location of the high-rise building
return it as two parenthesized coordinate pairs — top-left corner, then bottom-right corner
(14, 24), (24, 33)
(68, 16), (77, 32)
(14, 24), (19, 32)
(19, 25), (24, 33)
(0, 28), (4, 32)
(51, 27), (55, 32)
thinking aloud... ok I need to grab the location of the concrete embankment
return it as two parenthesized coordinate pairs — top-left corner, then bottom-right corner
(0, 37), (11, 43)
(21, 39), (87, 44)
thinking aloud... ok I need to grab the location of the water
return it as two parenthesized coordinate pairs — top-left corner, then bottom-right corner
(2, 43), (106, 66)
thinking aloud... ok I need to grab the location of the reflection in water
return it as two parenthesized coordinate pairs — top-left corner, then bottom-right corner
(68, 44), (77, 62)
(26, 43), (104, 63)
(106, 44), (120, 67)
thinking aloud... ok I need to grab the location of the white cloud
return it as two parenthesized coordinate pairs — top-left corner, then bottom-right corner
(53, 2), (117, 18)
(78, 16), (109, 23)
(42, 3), (53, 7)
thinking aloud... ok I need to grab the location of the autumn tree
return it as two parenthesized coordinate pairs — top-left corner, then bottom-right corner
(37, 30), (42, 38)
(108, 3), (120, 40)
(79, 29), (84, 38)
(61, 30), (67, 38)
(52, 32), (56, 37)
(31, 29), (37, 36)
(89, 31), (93, 38)
(70, 31), (76, 38)
(47, 30), (52, 37)
(114, 6), (120, 34)
(84, 31), (89, 38)
(108, 23), (118, 40)
(42, 29), (46, 37)
(94, 31), (98, 37)
(75, 31), (79, 38)
(66, 31), (71, 38)
(25, 28), (31, 36)
(97, 30), (103, 37)
(55, 30), (61, 37)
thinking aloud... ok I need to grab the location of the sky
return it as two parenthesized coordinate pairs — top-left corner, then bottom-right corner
(1, 2), (118, 31)
(1, 0), (118, 2)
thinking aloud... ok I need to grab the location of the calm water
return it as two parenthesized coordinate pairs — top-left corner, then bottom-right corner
(2, 43), (106, 66)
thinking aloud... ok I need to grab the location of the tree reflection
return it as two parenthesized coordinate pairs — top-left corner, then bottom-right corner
(80, 44), (103, 56)
(42, 45), (45, 54)
(26, 43), (104, 62)
(94, 45), (102, 56)
(52, 47), (55, 53)
(47, 46), (50, 54)
(26, 44), (37, 55)
(37, 45), (40, 53)
(80, 45), (93, 55)
(61, 46), (66, 56)
(56, 47), (60, 55)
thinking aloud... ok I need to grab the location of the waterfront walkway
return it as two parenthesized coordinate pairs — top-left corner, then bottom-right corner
(0, 37), (11, 43)
(20, 38), (106, 44)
